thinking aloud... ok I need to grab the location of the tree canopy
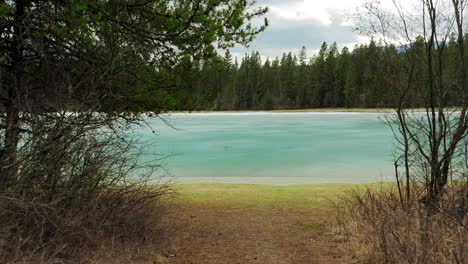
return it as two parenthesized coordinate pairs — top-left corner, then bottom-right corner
(0, 0), (268, 113)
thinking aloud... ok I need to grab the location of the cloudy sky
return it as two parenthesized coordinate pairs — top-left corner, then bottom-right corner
(228, 0), (369, 60)
(228, 0), (426, 60)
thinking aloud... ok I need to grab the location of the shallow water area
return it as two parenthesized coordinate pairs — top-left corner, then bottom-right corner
(137, 112), (395, 184)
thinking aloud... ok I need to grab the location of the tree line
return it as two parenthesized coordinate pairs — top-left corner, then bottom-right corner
(168, 37), (467, 110)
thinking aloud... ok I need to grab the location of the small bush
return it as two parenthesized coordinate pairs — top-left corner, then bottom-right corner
(0, 186), (170, 264)
(335, 184), (468, 264)
(0, 112), (172, 263)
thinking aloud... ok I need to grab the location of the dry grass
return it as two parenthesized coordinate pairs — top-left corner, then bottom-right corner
(335, 184), (468, 264)
(0, 187), (171, 264)
(0, 183), (359, 264)
(156, 184), (357, 264)
(7, 182), (464, 264)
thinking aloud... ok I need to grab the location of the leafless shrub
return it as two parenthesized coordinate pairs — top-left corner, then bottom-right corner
(335, 184), (468, 264)
(340, 1), (468, 261)
(0, 111), (172, 264)
(0, 186), (171, 264)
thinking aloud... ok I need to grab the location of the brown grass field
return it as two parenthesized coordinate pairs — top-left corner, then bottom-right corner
(151, 184), (359, 264)
(87, 182), (466, 264)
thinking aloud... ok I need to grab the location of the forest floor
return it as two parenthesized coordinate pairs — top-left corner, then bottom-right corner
(153, 184), (362, 264)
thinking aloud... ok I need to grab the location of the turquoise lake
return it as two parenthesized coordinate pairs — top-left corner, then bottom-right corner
(138, 112), (396, 184)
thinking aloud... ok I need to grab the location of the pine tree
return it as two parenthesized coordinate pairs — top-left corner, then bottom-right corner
(297, 46), (309, 108)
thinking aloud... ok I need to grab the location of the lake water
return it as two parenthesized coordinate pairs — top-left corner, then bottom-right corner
(137, 112), (396, 184)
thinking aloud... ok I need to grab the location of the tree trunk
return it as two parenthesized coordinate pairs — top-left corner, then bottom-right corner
(0, 0), (25, 188)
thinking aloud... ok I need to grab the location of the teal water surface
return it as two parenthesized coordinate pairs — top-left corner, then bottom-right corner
(137, 112), (395, 184)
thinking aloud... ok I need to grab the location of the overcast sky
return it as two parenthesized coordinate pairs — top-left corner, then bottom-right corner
(227, 0), (370, 60)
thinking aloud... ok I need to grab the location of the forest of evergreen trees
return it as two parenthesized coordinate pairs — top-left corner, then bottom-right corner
(168, 37), (466, 110)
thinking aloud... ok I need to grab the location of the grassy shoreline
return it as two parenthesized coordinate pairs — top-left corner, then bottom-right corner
(168, 108), (393, 113)
(167, 107), (464, 114)
(169, 183), (360, 209)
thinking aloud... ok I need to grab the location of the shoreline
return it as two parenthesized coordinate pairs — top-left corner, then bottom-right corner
(161, 176), (394, 185)
(164, 107), (463, 115)
(168, 108), (393, 114)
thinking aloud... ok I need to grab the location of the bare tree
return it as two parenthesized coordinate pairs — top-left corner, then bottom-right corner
(357, 0), (468, 206)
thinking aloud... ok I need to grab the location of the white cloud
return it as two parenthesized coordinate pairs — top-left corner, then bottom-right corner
(342, 35), (371, 49)
(268, 0), (422, 25)
(268, 0), (365, 25)
(226, 0), (425, 60)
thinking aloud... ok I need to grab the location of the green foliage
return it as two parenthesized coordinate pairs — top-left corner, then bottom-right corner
(0, 0), (268, 113)
(0, 3), (11, 19)
(179, 36), (466, 110)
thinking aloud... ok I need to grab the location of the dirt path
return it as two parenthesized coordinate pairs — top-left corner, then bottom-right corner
(159, 205), (352, 264)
